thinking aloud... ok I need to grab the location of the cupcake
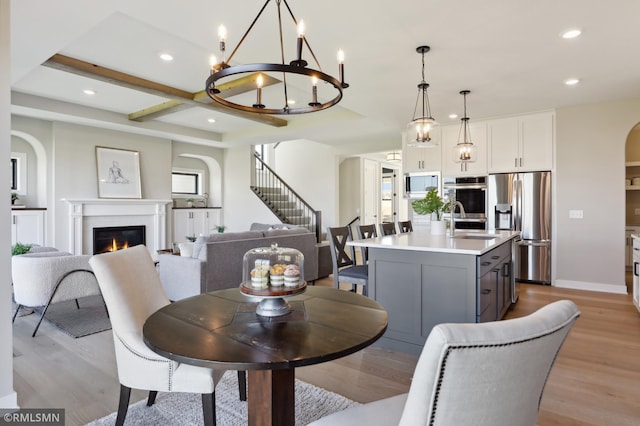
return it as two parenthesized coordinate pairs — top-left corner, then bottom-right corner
(283, 264), (300, 287)
(250, 267), (269, 288)
(270, 264), (286, 286)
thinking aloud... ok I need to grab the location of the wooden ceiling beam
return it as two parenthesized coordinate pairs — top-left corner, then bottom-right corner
(43, 54), (287, 127)
(130, 73), (282, 122)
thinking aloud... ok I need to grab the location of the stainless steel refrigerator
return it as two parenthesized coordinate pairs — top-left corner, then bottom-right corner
(488, 171), (552, 294)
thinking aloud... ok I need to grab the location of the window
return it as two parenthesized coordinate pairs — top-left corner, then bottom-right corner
(10, 158), (17, 190)
(172, 167), (205, 197)
(10, 152), (26, 194)
(172, 172), (200, 195)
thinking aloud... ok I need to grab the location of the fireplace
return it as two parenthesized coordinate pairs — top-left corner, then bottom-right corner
(93, 225), (146, 254)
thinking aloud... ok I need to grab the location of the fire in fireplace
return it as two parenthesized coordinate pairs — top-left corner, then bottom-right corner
(93, 225), (146, 254)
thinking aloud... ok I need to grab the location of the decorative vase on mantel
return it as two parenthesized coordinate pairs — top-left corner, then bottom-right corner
(430, 219), (446, 235)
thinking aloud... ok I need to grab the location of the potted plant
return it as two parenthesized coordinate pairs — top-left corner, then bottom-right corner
(12, 242), (32, 256)
(11, 192), (18, 205)
(411, 188), (448, 235)
(185, 198), (195, 208)
(185, 234), (197, 242)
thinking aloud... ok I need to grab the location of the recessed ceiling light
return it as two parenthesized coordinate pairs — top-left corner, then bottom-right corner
(83, 89), (96, 95)
(207, 118), (216, 123)
(564, 78), (580, 86)
(562, 29), (582, 39)
(449, 114), (458, 119)
(159, 53), (174, 62)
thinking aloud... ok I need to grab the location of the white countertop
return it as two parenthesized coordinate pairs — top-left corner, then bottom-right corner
(348, 229), (521, 255)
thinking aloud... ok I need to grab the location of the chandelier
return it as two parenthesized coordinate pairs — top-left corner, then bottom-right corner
(205, 0), (348, 115)
(453, 90), (477, 165)
(407, 46), (439, 148)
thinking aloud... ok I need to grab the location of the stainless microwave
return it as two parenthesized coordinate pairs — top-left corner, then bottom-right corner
(404, 171), (440, 199)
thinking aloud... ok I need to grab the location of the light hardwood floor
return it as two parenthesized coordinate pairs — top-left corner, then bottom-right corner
(12, 278), (640, 425)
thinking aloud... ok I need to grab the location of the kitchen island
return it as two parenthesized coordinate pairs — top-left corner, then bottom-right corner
(349, 229), (520, 355)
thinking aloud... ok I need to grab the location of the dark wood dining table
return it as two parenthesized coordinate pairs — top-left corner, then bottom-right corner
(143, 286), (388, 426)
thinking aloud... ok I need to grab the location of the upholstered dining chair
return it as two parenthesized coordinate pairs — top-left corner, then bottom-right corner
(327, 226), (368, 296)
(397, 220), (413, 233)
(89, 245), (229, 426)
(309, 300), (580, 426)
(379, 222), (397, 236)
(356, 224), (377, 264)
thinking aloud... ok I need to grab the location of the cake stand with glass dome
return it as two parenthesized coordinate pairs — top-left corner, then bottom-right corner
(240, 243), (306, 317)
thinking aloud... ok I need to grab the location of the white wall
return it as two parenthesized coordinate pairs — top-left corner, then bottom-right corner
(339, 157), (362, 225)
(555, 98), (640, 293)
(223, 141), (339, 233)
(0, 0), (17, 408)
(274, 139), (338, 229)
(223, 145), (276, 231)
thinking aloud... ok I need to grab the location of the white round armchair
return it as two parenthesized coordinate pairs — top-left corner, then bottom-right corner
(12, 251), (104, 337)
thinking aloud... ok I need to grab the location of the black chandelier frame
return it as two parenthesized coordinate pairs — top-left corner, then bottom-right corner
(206, 0), (348, 115)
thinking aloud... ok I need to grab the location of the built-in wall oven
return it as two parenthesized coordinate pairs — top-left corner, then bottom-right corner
(442, 176), (487, 230)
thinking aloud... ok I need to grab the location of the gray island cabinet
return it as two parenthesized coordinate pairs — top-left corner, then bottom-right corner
(349, 230), (520, 355)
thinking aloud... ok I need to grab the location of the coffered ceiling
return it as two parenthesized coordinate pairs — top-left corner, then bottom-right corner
(9, 0), (640, 155)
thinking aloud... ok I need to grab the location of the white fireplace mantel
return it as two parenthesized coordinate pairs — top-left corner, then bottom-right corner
(63, 198), (172, 255)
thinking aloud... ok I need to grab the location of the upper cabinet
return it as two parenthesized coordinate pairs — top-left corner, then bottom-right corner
(487, 112), (554, 173)
(441, 122), (488, 177)
(402, 130), (442, 173)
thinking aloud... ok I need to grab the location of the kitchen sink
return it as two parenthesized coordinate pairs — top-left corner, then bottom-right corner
(453, 233), (501, 240)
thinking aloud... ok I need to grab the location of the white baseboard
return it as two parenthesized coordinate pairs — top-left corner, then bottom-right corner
(0, 390), (18, 409)
(555, 279), (628, 295)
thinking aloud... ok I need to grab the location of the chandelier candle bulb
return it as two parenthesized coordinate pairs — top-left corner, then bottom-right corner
(296, 20), (305, 63)
(218, 25), (227, 60)
(309, 76), (320, 106)
(338, 49), (348, 88)
(209, 55), (217, 74)
(254, 74), (265, 108)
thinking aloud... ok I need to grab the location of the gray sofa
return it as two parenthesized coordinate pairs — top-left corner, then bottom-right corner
(158, 224), (320, 301)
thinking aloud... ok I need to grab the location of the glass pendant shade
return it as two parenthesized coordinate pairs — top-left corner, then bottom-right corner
(453, 90), (476, 163)
(453, 141), (477, 163)
(407, 117), (439, 147)
(407, 46), (439, 148)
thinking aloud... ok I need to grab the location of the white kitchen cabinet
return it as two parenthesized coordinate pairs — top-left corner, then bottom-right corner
(172, 208), (221, 243)
(11, 209), (46, 246)
(402, 130), (442, 173)
(441, 122), (488, 177)
(632, 235), (640, 313)
(488, 112), (554, 173)
(626, 226), (640, 269)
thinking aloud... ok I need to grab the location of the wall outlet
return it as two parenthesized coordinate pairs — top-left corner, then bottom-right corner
(569, 210), (584, 219)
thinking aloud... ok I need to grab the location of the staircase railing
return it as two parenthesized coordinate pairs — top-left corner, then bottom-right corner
(251, 153), (322, 242)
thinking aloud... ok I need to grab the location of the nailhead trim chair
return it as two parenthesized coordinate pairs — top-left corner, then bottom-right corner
(308, 300), (580, 426)
(89, 245), (229, 426)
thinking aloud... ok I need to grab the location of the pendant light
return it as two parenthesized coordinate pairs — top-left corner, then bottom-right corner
(453, 90), (477, 167)
(407, 46), (439, 148)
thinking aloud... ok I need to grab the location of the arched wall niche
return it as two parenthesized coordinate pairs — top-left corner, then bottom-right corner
(10, 130), (47, 207)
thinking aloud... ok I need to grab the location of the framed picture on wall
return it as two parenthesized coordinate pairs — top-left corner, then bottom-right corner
(96, 146), (142, 198)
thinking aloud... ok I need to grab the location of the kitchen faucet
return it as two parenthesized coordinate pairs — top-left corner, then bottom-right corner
(448, 194), (466, 237)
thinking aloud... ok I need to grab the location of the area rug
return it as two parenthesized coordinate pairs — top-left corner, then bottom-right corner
(86, 370), (358, 425)
(32, 295), (111, 338)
